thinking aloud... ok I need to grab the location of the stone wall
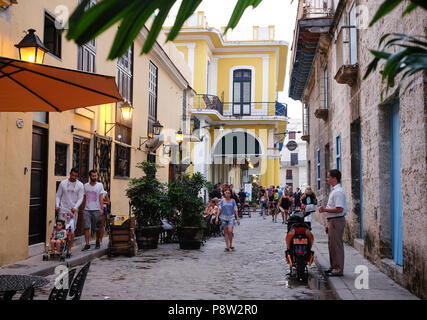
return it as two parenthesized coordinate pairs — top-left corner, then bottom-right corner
(358, 0), (427, 299)
(301, 0), (426, 299)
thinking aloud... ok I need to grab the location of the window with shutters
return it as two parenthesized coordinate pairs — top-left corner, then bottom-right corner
(232, 69), (251, 116)
(44, 12), (62, 58)
(116, 44), (134, 145)
(148, 61), (158, 136)
(291, 153), (299, 166)
(77, 0), (96, 72)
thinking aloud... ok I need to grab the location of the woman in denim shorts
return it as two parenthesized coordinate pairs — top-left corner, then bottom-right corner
(215, 190), (240, 252)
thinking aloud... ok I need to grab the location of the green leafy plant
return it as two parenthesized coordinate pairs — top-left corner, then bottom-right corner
(67, 0), (263, 60)
(364, 1), (427, 101)
(126, 161), (166, 227)
(364, 33), (427, 101)
(167, 172), (207, 228)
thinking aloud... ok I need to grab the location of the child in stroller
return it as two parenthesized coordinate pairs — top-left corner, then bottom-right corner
(50, 220), (68, 257)
(43, 216), (72, 261)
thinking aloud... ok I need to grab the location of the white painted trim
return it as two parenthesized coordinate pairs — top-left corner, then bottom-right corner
(190, 109), (288, 123)
(228, 65), (255, 116)
(211, 57), (218, 96)
(174, 42), (195, 87)
(173, 32), (289, 50)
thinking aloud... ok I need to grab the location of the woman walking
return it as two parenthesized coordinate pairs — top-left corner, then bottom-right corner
(215, 190), (240, 251)
(278, 190), (293, 224)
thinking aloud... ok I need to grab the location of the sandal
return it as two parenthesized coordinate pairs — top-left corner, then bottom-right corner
(224, 248), (230, 252)
(230, 247), (235, 251)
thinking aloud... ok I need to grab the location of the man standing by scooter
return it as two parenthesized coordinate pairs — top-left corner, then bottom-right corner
(55, 168), (84, 258)
(319, 169), (347, 277)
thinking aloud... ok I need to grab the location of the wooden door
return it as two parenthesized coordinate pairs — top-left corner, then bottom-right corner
(29, 126), (48, 245)
(73, 137), (90, 236)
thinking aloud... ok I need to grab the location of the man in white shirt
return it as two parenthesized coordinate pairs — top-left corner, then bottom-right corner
(82, 170), (104, 251)
(55, 168), (84, 257)
(319, 169), (347, 277)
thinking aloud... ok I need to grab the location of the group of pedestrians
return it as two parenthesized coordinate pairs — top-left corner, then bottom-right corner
(258, 185), (310, 224)
(54, 168), (109, 257)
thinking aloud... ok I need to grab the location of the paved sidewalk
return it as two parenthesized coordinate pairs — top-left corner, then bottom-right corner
(310, 220), (419, 300)
(0, 237), (108, 277)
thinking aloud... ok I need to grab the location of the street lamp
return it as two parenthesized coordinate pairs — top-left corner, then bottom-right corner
(105, 102), (134, 136)
(15, 29), (48, 64)
(152, 120), (163, 136)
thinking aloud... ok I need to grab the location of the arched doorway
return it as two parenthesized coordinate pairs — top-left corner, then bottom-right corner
(210, 129), (264, 190)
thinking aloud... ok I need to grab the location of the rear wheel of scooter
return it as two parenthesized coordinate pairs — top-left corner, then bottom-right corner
(296, 256), (306, 280)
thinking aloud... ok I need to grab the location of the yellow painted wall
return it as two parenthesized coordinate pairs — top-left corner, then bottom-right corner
(0, 1), (192, 266)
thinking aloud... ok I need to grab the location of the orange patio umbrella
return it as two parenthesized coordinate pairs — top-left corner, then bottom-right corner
(0, 56), (123, 112)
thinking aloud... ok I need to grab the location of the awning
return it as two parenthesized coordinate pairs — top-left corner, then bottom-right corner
(0, 56), (122, 112)
(289, 18), (332, 101)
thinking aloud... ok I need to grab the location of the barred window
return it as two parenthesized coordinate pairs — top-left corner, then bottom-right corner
(115, 144), (130, 178)
(55, 142), (68, 176)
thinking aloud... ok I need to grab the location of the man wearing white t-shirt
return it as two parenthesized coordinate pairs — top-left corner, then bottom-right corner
(82, 170), (104, 251)
(319, 169), (348, 277)
(55, 168), (84, 257)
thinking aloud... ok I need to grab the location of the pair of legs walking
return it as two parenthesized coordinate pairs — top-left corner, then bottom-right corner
(83, 210), (102, 250)
(222, 224), (235, 251)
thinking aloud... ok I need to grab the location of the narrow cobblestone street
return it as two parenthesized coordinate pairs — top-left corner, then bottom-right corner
(35, 212), (335, 300)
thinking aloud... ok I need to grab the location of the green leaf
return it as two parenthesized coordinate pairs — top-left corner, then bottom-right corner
(141, 0), (177, 54)
(67, 0), (135, 46)
(167, 0), (203, 41)
(369, 0), (404, 27)
(108, 1), (157, 59)
(402, 2), (418, 16)
(223, 0), (263, 35)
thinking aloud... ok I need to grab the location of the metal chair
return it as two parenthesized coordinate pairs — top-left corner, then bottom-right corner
(68, 261), (91, 301)
(19, 283), (35, 300)
(48, 268), (77, 300)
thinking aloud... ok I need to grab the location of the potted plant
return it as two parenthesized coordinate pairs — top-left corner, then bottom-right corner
(168, 172), (207, 250)
(126, 161), (165, 250)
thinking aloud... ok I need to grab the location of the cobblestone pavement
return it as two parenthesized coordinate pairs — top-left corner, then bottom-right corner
(35, 211), (335, 300)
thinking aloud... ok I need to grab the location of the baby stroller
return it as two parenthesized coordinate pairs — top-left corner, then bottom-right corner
(43, 212), (73, 262)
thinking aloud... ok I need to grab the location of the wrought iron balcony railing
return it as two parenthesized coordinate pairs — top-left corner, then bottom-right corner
(302, 0), (333, 19)
(193, 94), (287, 118)
(193, 94), (223, 114)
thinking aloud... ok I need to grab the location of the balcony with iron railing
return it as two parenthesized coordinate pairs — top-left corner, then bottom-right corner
(192, 94), (287, 118)
(302, 0), (333, 19)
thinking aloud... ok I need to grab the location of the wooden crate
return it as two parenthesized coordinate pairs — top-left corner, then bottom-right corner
(107, 216), (136, 257)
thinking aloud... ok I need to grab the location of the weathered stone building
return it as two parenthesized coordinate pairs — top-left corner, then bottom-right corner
(289, 0), (426, 299)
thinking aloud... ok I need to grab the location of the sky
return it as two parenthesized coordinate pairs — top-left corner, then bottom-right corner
(169, 0), (303, 121)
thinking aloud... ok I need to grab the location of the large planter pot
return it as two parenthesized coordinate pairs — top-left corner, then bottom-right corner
(135, 226), (162, 250)
(177, 226), (204, 250)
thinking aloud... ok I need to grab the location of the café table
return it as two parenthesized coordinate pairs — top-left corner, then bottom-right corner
(0, 274), (49, 300)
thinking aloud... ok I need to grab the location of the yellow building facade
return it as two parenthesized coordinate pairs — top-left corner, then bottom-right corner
(164, 12), (289, 191)
(0, 1), (192, 266)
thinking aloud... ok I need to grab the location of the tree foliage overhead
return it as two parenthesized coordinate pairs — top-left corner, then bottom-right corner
(67, 0), (262, 60)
